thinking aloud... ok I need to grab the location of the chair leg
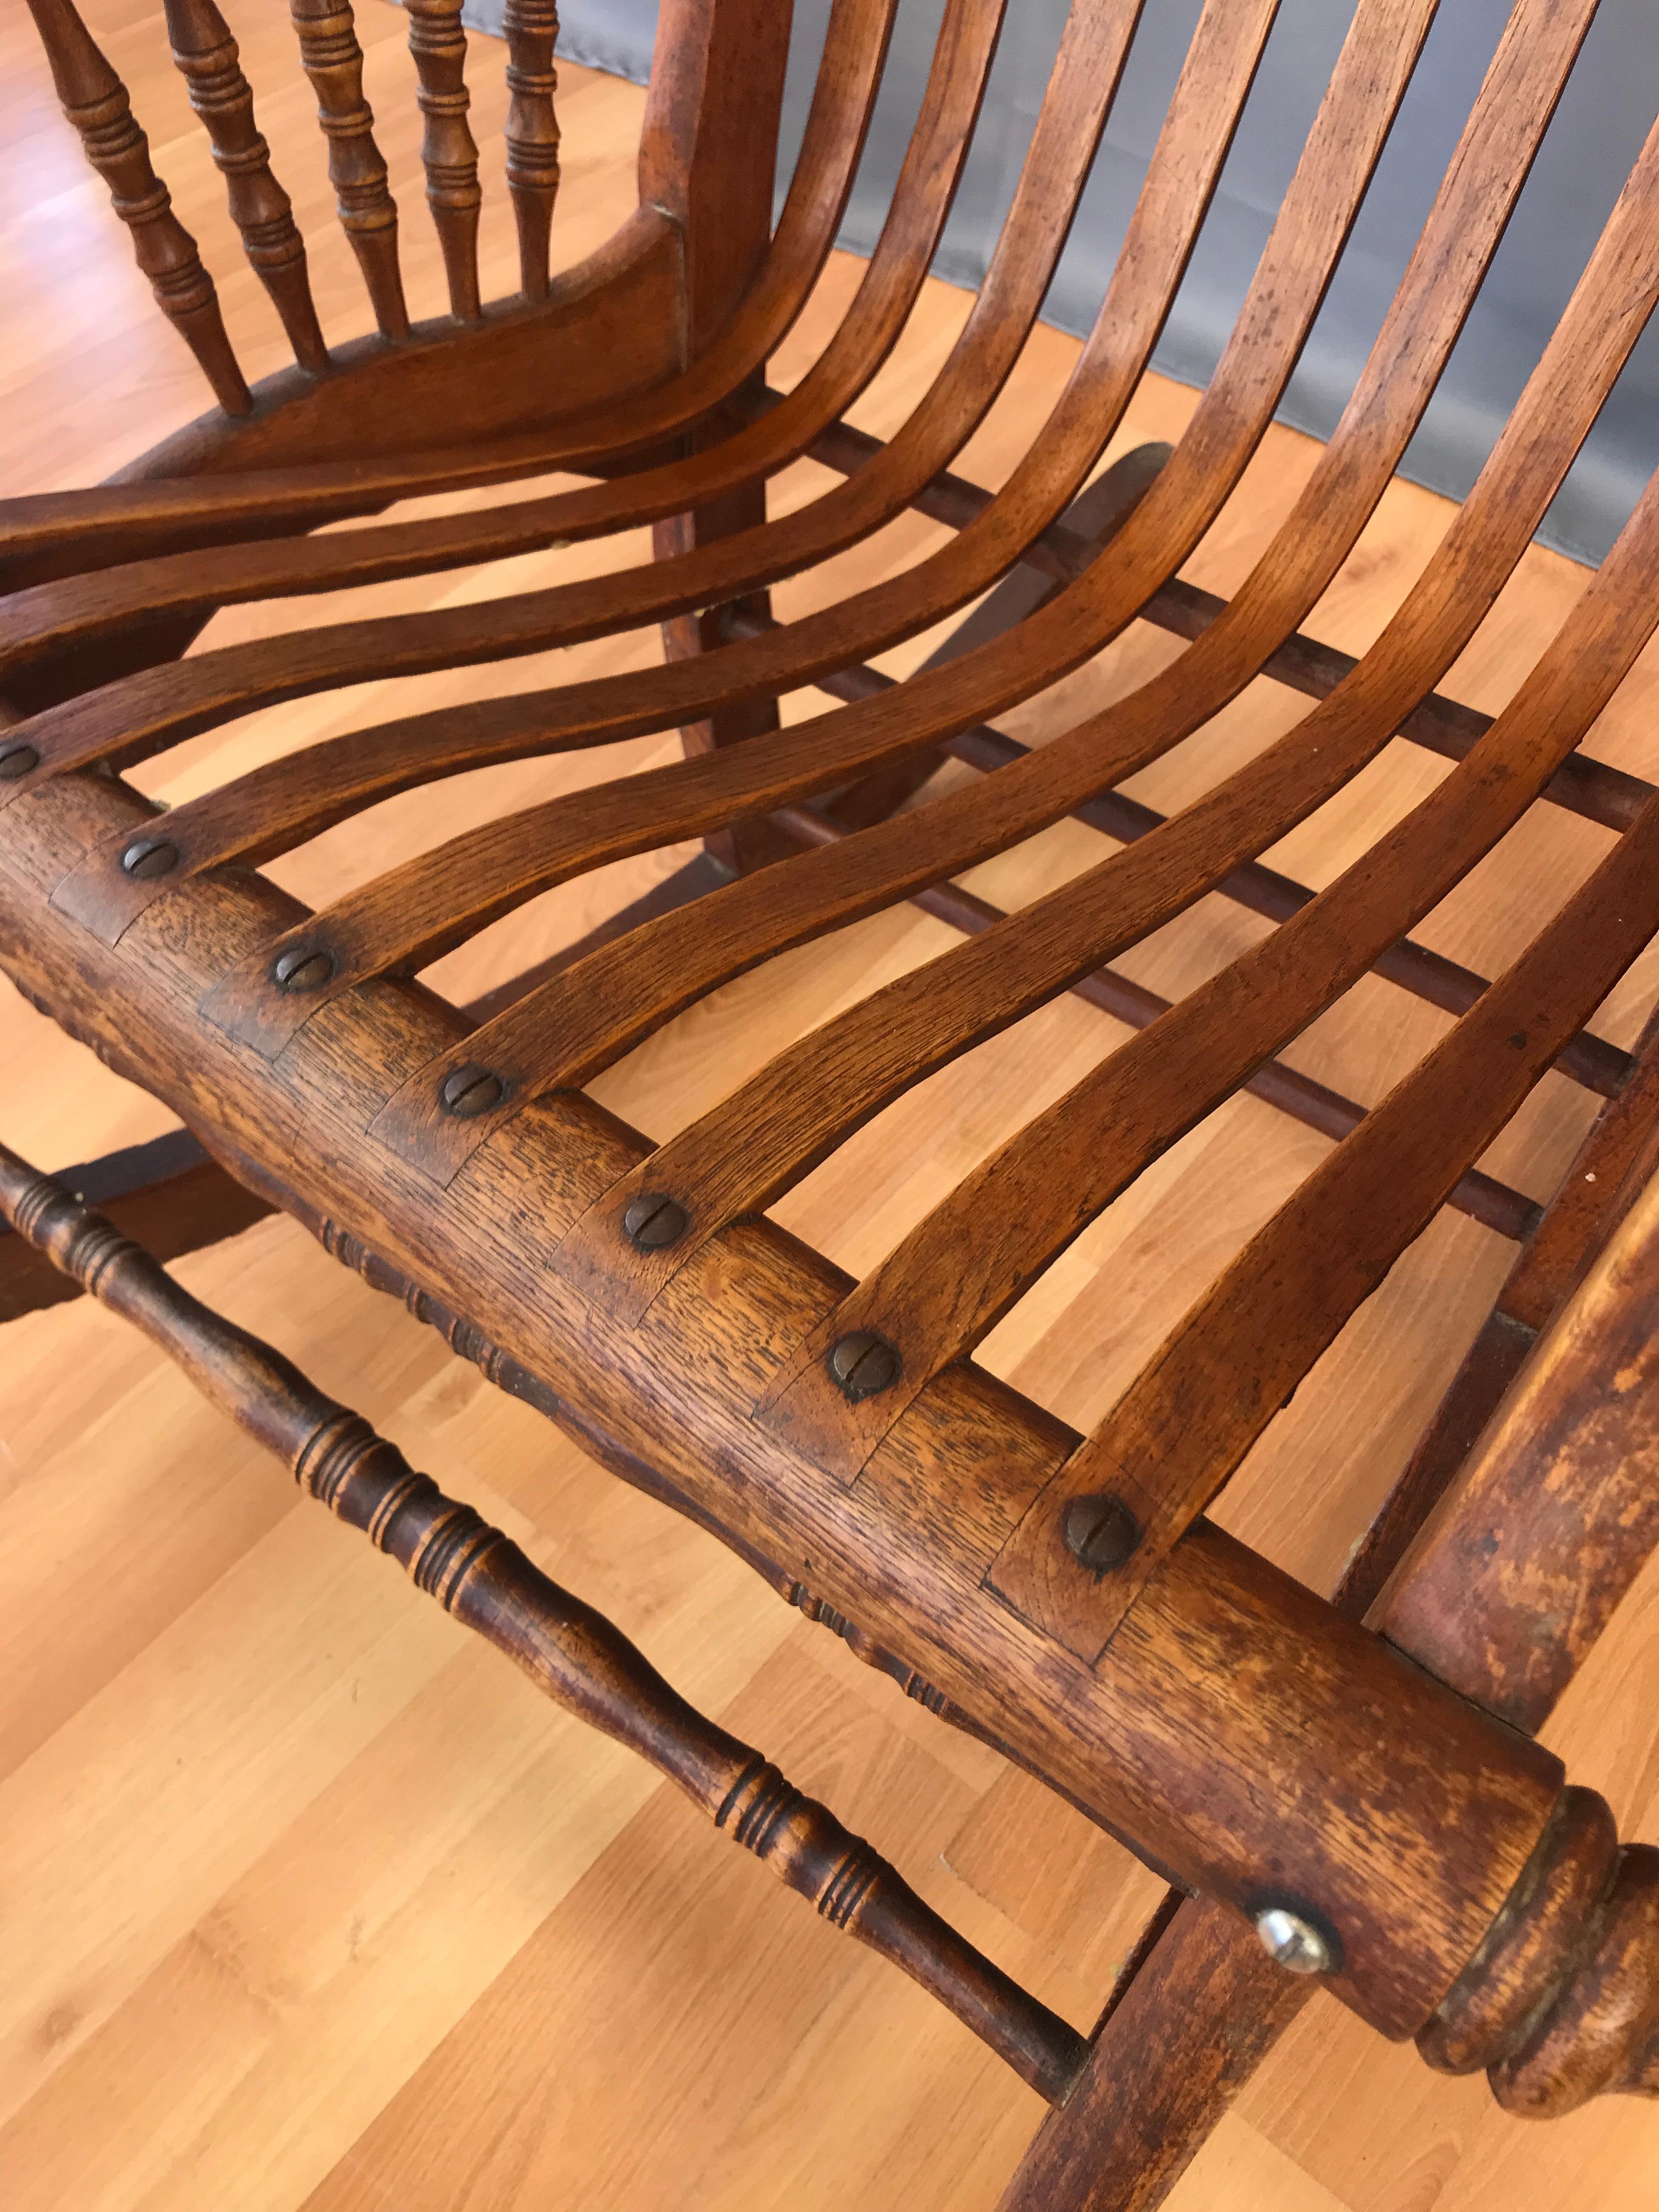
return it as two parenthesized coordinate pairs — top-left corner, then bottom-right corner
(653, 473), (797, 876)
(998, 1896), (1310, 2212)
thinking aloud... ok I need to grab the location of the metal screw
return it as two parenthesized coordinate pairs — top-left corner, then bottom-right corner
(0, 742), (40, 782)
(1062, 1493), (1139, 1576)
(623, 1192), (688, 1249)
(120, 837), (178, 880)
(272, 946), (335, 993)
(1254, 1906), (1334, 1976)
(827, 1329), (901, 1402)
(438, 1064), (506, 1118)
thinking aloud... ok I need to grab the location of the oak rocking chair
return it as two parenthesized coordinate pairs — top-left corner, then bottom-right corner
(3, 0), (1658, 2204)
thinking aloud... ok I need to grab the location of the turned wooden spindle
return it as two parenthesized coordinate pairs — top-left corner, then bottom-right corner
(289, 0), (409, 338)
(22, 0), (250, 414)
(405, 0), (484, 321)
(0, 1144), (1085, 2107)
(162, 0), (329, 373)
(503, 0), (561, 301)
(1414, 1795), (1659, 2116)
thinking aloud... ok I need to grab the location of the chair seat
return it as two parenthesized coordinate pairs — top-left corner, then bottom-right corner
(6, 0), (1659, 2198)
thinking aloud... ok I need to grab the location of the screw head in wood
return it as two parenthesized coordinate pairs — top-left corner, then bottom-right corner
(622, 1192), (688, 1250)
(1062, 1493), (1139, 1576)
(120, 836), (178, 880)
(272, 946), (335, 993)
(827, 1329), (901, 1402)
(438, 1064), (506, 1118)
(1254, 1905), (1335, 1976)
(0, 742), (40, 782)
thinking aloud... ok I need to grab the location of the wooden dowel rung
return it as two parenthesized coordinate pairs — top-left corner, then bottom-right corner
(0, 1142), (1086, 2107)
(795, 405), (1656, 837)
(724, 608), (1630, 1103)
(289, 0), (409, 339)
(405, 0), (483, 321)
(23, 0), (251, 415)
(772, 803), (1544, 1243)
(163, 0), (329, 374)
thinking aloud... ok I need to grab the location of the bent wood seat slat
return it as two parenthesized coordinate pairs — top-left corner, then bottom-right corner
(3, 0), (1658, 2203)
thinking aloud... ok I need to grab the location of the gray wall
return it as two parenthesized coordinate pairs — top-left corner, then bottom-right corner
(471, 0), (1659, 566)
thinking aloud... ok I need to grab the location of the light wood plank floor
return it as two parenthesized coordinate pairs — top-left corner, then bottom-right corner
(2, 7), (1656, 2208)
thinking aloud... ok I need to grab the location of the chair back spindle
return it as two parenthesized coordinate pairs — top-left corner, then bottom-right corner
(162, 0), (330, 374)
(503, 1), (562, 302)
(405, 0), (485, 320)
(24, 0), (251, 414)
(289, 0), (410, 339)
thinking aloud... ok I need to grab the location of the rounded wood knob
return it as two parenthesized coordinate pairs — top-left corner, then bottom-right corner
(1418, 1789), (1659, 2114)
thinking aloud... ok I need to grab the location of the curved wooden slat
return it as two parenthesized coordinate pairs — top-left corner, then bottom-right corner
(164, 0), (330, 372)
(171, 0), (1430, 1053)
(988, 779), (1659, 1663)
(0, 0), (1109, 692)
(405, 0), (483, 320)
(524, 16), (1642, 1341)
(7, 0), (1021, 793)
(504, 0), (562, 301)
(290, 0), (409, 338)
(0, 0), (902, 586)
(772, 795), (1547, 1247)
(736, 601), (1632, 1101)
(759, 443), (1659, 1482)
(350, 0), (1590, 1192)
(22, 0), (251, 414)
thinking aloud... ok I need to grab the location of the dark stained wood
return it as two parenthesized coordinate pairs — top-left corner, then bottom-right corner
(405, 0), (484, 321)
(8, 0), (1659, 2184)
(998, 1898), (1301, 2212)
(0, 1128), (273, 1324)
(163, 0), (330, 372)
(1381, 1166), (1659, 1737)
(502, 0), (562, 302)
(24, 0), (251, 414)
(0, 1139), (1088, 2108)
(289, 0), (409, 338)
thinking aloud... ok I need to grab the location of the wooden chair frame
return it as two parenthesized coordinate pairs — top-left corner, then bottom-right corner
(3, 1), (1658, 2203)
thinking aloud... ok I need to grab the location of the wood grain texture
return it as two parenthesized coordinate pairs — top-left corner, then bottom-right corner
(3, 8), (1659, 2203)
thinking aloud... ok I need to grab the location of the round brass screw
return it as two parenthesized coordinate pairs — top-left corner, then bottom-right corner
(827, 1329), (901, 1403)
(1254, 1906), (1335, 1976)
(120, 837), (178, 880)
(272, 946), (335, 993)
(0, 742), (40, 782)
(623, 1192), (688, 1250)
(1062, 1493), (1139, 1576)
(438, 1064), (506, 1118)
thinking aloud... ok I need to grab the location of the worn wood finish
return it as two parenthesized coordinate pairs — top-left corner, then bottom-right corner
(0, 1128), (272, 1324)
(1, 760), (1650, 2074)
(0, 1140), (1088, 2107)
(1383, 1167), (1659, 1740)
(8, 0), (1659, 2191)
